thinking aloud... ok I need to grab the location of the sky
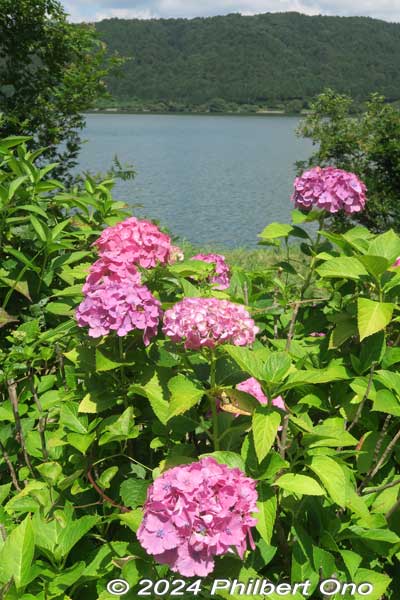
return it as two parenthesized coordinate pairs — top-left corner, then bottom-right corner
(62, 0), (400, 24)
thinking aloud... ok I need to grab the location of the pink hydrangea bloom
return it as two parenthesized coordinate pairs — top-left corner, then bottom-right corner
(82, 256), (141, 294)
(392, 257), (400, 267)
(191, 253), (230, 290)
(162, 297), (259, 350)
(291, 167), (367, 214)
(94, 216), (172, 268)
(137, 457), (258, 577)
(76, 281), (161, 343)
(236, 377), (286, 428)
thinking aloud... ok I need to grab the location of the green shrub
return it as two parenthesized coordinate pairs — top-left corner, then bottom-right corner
(0, 137), (399, 599)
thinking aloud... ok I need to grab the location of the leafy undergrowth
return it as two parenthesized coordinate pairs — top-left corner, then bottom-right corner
(0, 137), (399, 599)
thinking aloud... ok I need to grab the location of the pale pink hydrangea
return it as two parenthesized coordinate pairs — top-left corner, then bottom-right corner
(291, 167), (367, 214)
(393, 257), (400, 267)
(94, 216), (172, 268)
(191, 253), (230, 290)
(169, 245), (185, 264)
(137, 457), (258, 577)
(236, 377), (286, 428)
(82, 256), (141, 294)
(76, 281), (161, 343)
(162, 297), (259, 350)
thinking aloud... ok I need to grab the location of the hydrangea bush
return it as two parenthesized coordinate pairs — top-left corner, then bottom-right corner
(0, 136), (399, 599)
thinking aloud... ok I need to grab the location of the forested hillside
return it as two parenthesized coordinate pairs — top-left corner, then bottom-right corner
(95, 12), (400, 111)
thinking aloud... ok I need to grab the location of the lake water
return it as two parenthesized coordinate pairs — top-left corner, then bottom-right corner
(79, 114), (313, 248)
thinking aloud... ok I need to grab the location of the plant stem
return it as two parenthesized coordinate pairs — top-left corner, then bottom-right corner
(208, 352), (219, 451)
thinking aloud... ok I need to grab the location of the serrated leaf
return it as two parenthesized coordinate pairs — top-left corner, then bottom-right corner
(120, 479), (150, 509)
(167, 374), (204, 420)
(0, 516), (34, 589)
(308, 455), (347, 507)
(357, 298), (394, 341)
(274, 473), (326, 496)
(317, 257), (368, 280)
(252, 407), (281, 463)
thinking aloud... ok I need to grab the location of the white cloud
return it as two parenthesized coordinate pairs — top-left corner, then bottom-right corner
(62, 0), (400, 23)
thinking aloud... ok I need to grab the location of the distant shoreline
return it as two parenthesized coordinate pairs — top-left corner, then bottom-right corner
(85, 109), (307, 117)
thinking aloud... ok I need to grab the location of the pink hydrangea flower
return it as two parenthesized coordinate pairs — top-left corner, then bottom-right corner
(236, 377), (286, 428)
(82, 256), (141, 294)
(291, 167), (367, 214)
(94, 216), (172, 269)
(162, 297), (259, 350)
(392, 257), (400, 267)
(191, 253), (230, 290)
(137, 457), (258, 577)
(76, 281), (161, 344)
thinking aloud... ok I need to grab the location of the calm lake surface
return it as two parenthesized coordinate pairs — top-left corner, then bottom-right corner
(79, 114), (313, 248)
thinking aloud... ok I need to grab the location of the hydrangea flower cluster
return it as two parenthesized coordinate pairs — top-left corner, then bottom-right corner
(76, 282), (161, 343)
(93, 216), (173, 268)
(76, 217), (169, 342)
(236, 378), (286, 428)
(192, 253), (230, 290)
(137, 457), (258, 577)
(162, 297), (259, 350)
(291, 166), (367, 214)
(82, 256), (141, 293)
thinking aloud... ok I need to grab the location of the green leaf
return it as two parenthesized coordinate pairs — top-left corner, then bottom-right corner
(201, 451), (245, 470)
(372, 389), (400, 416)
(274, 473), (326, 496)
(368, 229), (400, 263)
(352, 569), (391, 600)
(340, 549), (362, 579)
(120, 479), (150, 508)
(0, 516), (34, 590)
(45, 302), (73, 316)
(99, 407), (138, 446)
(263, 352), (291, 384)
(98, 466), (118, 489)
(0, 307), (18, 328)
(252, 407), (281, 463)
(36, 462), (62, 484)
(224, 345), (269, 381)
(54, 515), (99, 561)
(129, 369), (169, 424)
(308, 456), (347, 507)
(357, 298), (394, 341)
(167, 374), (204, 420)
(30, 215), (48, 242)
(256, 482), (277, 544)
(169, 259), (213, 278)
(258, 222), (294, 240)
(95, 348), (132, 372)
(119, 509), (143, 533)
(317, 257), (368, 280)
(356, 255), (390, 278)
(60, 402), (88, 434)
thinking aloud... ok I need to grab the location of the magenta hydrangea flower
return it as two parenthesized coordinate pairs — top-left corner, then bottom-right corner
(76, 281), (161, 343)
(162, 297), (259, 350)
(191, 253), (230, 290)
(236, 377), (286, 428)
(137, 457), (258, 577)
(291, 167), (367, 214)
(94, 216), (172, 269)
(392, 257), (400, 267)
(82, 256), (141, 294)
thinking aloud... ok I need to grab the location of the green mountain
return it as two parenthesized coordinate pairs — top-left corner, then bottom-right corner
(95, 12), (400, 110)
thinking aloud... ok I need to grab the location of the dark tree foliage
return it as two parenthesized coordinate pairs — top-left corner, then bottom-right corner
(0, 0), (119, 181)
(95, 12), (400, 107)
(297, 89), (400, 232)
